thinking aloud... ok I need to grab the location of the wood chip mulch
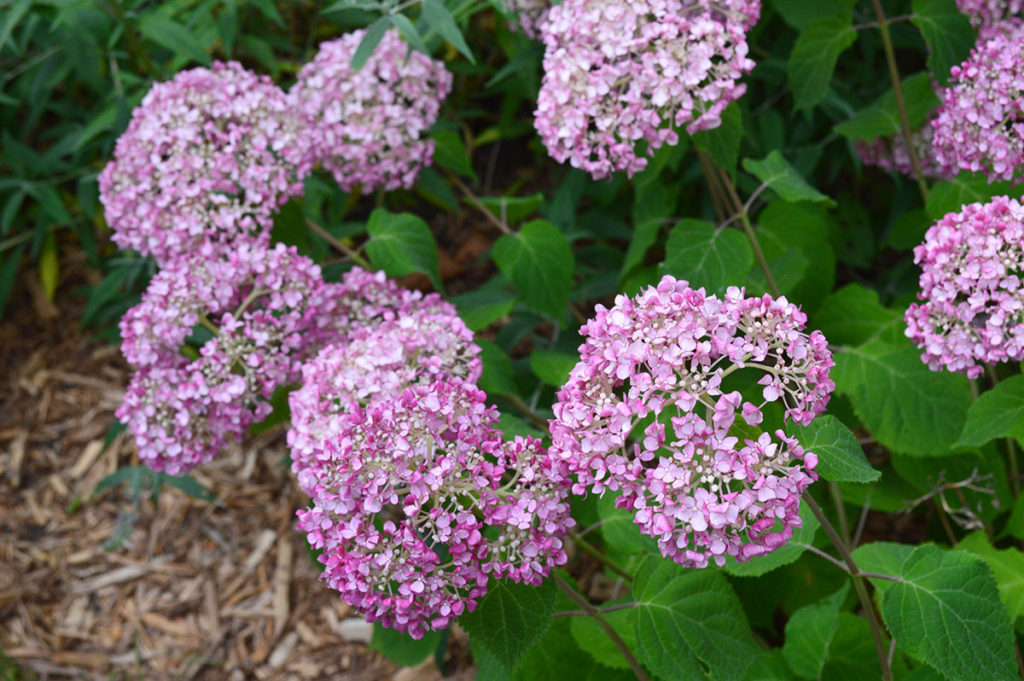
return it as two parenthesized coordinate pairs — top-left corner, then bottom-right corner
(0, 259), (472, 680)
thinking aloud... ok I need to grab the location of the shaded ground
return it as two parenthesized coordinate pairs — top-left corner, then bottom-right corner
(0, 251), (471, 680)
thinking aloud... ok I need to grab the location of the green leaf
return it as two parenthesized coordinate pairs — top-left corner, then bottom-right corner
(388, 13), (430, 56)
(813, 284), (903, 346)
(530, 350), (577, 388)
(1007, 494), (1024, 542)
(137, 11), (212, 66)
(421, 0), (475, 63)
(723, 502), (820, 577)
(692, 103), (743, 172)
(38, 232), (58, 302)
(0, 243), (26, 320)
(370, 623), (442, 666)
(598, 490), (660, 558)
(925, 172), (1018, 220)
(512, 617), (634, 681)
(957, 375), (1024, 448)
(92, 465), (147, 499)
(621, 218), (662, 278)
(658, 219), (753, 295)
(461, 579), (556, 670)
(789, 415), (880, 483)
(492, 220), (574, 320)
(911, 0), (976, 84)
(570, 606), (637, 670)
(787, 16), (858, 110)
(479, 194), (545, 227)
(959, 532), (1024, 620)
(156, 473), (216, 502)
(477, 339), (517, 397)
(782, 583), (850, 679)
(820, 612), (891, 681)
(873, 544), (1018, 681)
(852, 542), (915, 594)
(835, 73), (940, 140)
(770, 0), (855, 29)
(432, 129), (477, 180)
(742, 151), (834, 205)
(631, 556), (758, 680)
(833, 339), (972, 457)
(0, 0), (32, 53)
(452, 283), (516, 331)
(350, 17), (390, 70)
(365, 208), (442, 290)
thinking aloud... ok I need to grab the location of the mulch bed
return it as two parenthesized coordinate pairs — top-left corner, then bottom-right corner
(0, 252), (473, 680)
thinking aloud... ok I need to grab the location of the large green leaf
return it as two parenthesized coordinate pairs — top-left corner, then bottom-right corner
(787, 16), (858, 110)
(658, 219), (753, 295)
(742, 151), (834, 205)
(569, 606), (637, 670)
(370, 623), (441, 666)
(365, 208), (442, 290)
(911, 0), (975, 84)
(833, 339), (972, 457)
(925, 172), (1018, 220)
(492, 220), (574, 320)
(770, 0), (855, 29)
(477, 339), (517, 397)
(598, 490), (660, 558)
(959, 531), (1024, 620)
(956, 375), (1024, 448)
(782, 583), (850, 679)
(631, 557), (758, 680)
(723, 502), (820, 577)
(692, 103), (743, 172)
(137, 11), (212, 65)
(530, 350), (577, 388)
(834, 73), (940, 140)
(789, 415), (880, 483)
(461, 579), (556, 670)
(511, 617), (634, 681)
(421, 0), (475, 64)
(813, 284), (903, 346)
(872, 544), (1018, 681)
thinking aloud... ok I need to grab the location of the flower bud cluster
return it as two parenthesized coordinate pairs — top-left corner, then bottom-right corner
(289, 28), (452, 193)
(906, 196), (1024, 377)
(931, 19), (1024, 183)
(534, 0), (759, 179)
(294, 374), (574, 638)
(856, 123), (951, 180)
(550, 275), (833, 568)
(497, 0), (553, 38)
(956, 0), (1024, 28)
(98, 62), (309, 265)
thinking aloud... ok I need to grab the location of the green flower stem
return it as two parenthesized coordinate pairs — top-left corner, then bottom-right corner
(984, 366), (1021, 496)
(553, 601), (638, 618)
(805, 494), (893, 681)
(305, 217), (372, 269)
(197, 315), (220, 336)
(716, 165), (780, 297)
(445, 170), (513, 235)
(830, 481), (852, 545)
(554, 574), (651, 681)
(503, 393), (551, 431)
(569, 531), (633, 582)
(870, 0), (929, 204)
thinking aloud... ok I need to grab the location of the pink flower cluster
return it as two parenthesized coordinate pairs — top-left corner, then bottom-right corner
(498, 0), (553, 38)
(856, 123), (951, 180)
(99, 62), (309, 265)
(535, 0), (759, 179)
(294, 374), (573, 636)
(550, 276), (833, 568)
(906, 196), (1024, 377)
(931, 20), (1024, 183)
(116, 241), (346, 474)
(289, 29), (452, 193)
(957, 0), (1024, 28)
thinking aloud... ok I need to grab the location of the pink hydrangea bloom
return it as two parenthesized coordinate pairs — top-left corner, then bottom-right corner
(931, 20), (1024, 183)
(289, 29), (452, 193)
(856, 122), (951, 180)
(549, 276), (833, 568)
(957, 0), (1024, 28)
(288, 291), (482, 483)
(535, 0), (759, 179)
(99, 61), (308, 264)
(296, 379), (573, 638)
(906, 196), (1024, 377)
(497, 0), (553, 38)
(117, 242), (343, 472)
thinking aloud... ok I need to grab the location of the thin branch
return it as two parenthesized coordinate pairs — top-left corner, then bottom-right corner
(554, 575), (650, 681)
(305, 218), (372, 269)
(570, 532), (633, 582)
(554, 602), (638, 618)
(446, 171), (513, 235)
(503, 394), (551, 431)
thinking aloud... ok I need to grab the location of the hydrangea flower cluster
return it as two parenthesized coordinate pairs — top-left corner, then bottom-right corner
(117, 241), (346, 473)
(98, 61), (308, 265)
(905, 196), (1024, 377)
(956, 0), (1024, 28)
(856, 123), (951, 180)
(289, 28), (452, 193)
(549, 276), (833, 568)
(931, 19), (1024, 183)
(535, 0), (759, 179)
(288, 285), (483, 483)
(295, 378), (573, 638)
(497, 0), (553, 38)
